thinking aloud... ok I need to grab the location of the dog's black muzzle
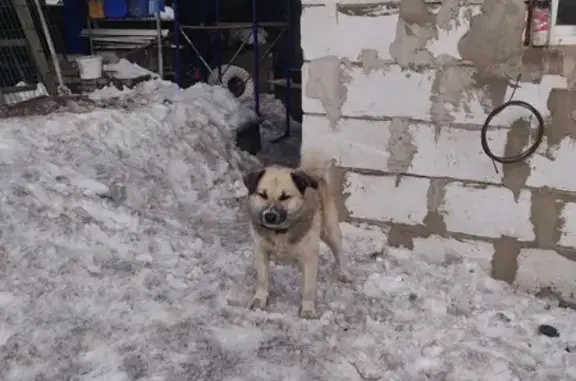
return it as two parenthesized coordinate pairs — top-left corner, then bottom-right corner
(261, 206), (287, 226)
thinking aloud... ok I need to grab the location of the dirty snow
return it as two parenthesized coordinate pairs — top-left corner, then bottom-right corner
(0, 80), (575, 381)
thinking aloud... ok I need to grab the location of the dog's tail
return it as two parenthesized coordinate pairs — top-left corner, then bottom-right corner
(299, 149), (336, 188)
(299, 149), (332, 175)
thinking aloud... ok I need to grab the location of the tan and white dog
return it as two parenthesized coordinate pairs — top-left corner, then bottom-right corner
(243, 153), (352, 319)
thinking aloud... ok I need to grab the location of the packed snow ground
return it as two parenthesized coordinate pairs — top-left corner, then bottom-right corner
(0, 80), (575, 381)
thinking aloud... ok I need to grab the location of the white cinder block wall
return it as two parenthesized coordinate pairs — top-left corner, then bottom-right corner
(300, 0), (576, 302)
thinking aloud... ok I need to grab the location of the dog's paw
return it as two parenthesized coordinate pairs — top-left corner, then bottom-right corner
(331, 265), (352, 283)
(298, 302), (318, 319)
(248, 292), (268, 310)
(337, 270), (352, 283)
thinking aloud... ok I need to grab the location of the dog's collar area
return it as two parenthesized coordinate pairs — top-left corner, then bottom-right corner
(260, 224), (289, 234)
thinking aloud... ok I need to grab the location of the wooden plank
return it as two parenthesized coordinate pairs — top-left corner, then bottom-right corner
(89, 16), (158, 21)
(80, 28), (169, 37)
(217, 22), (288, 27)
(268, 79), (301, 89)
(181, 22), (288, 30)
(93, 44), (153, 50)
(88, 16), (176, 22)
(91, 36), (156, 43)
(10, 0), (55, 93)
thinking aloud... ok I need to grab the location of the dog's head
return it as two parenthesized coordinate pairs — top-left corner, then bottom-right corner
(243, 167), (318, 230)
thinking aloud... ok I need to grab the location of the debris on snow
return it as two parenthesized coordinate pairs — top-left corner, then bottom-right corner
(539, 324), (560, 338)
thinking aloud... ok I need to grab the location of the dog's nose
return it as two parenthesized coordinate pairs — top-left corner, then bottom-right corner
(263, 210), (280, 224)
(261, 206), (287, 225)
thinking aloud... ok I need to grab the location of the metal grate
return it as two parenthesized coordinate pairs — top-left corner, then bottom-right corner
(0, 0), (67, 103)
(0, 0), (41, 89)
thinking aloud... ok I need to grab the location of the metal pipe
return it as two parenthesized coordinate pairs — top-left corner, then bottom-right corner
(215, 0), (222, 83)
(252, 0), (260, 115)
(284, 0), (293, 138)
(221, 36), (250, 79)
(155, 0), (163, 78)
(173, 0), (180, 85)
(181, 22), (287, 29)
(87, 17), (94, 55)
(258, 28), (285, 62)
(179, 26), (212, 72)
(270, 0), (292, 143)
(32, 0), (69, 94)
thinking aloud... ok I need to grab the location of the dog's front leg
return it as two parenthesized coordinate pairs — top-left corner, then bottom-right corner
(249, 246), (270, 310)
(298, 255), (319, 319)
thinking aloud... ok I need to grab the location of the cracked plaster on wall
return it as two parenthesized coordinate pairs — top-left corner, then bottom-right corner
(358, 49), (388, 74)
(390, 0), (463, 71)
(305, 55), (351, 128)
(386, 118), (418, 177)
(429, 65), (477, 129)
(390, 20), (437, 71)
(458, 0), (526, 78)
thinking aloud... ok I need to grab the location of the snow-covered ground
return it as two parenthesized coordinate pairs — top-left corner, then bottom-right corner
(0, 80), (575, 381)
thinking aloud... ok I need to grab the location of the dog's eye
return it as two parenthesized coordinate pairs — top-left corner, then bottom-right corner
(279, 194), (291, 201)
(258, 192), (268, 199)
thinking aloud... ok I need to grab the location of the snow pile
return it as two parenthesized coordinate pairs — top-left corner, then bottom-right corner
(0, 80), (262, 262)
(0, 80), (575, 381)
(104, 59), (156, 80)
(160, 6), (175, 20)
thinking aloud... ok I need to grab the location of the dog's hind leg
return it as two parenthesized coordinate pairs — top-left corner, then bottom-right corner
(321, 215), (352, 283)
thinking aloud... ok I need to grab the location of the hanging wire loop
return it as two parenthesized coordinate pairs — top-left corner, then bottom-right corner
(480, 99), (545, 164)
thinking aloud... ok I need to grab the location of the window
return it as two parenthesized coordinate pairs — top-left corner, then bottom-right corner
(550, 0), (576, 44)
(556, 0), (576, 24)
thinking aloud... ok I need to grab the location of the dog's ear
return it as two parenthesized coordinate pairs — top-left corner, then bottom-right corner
(243, 169), (266, 194)
(291, 171), (318, 195)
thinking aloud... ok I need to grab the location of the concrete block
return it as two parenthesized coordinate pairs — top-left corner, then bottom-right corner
(439, 183), (534, 240)
(301, 5), (397, 62)
(302, 114), (507, 184)
(559, 202), (576, 248)
(344, 172), (429, 224)
(527, 137), (576, 193)
(426, 6), (482, 60)
(413, 235), (494, 273)
(302, 114), (392, 171)
(302, 63), (566, 125)
(515, 249), (576, 303)
(301, 4), (480, 62)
